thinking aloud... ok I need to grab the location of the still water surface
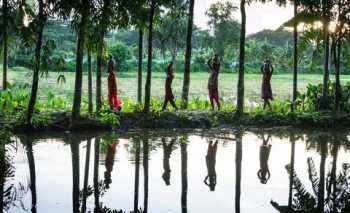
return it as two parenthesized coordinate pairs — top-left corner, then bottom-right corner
(3, 130), (350, 213)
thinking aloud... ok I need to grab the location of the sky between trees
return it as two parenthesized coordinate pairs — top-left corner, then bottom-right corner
(195, 0), (293, 35)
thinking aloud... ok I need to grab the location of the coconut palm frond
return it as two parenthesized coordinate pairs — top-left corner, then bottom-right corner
(307, 157), (319, 197)
(285, 164), (317, 211)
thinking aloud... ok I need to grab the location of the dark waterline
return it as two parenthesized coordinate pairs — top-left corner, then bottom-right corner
(3, 130), (350, 213)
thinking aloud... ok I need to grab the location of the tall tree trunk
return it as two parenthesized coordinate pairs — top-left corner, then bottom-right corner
(27, 0), (45, 123)
(330, 143), (338, 213)
(288, 134), (296, 210)
(2, 0), (8, 90)
(321, 19), (330, 110)
(236, 0), (246, 115)
(334, 41), (341, 111)
(235, 131), (243, 213)
(138, 29), (144, 104)
(144, 0), (156, 113)
(25, 139), (37, 213)
(94, 138), (101, 212)
(133, 139), (141, 213)
(181, 0), (195, 109)
(143, 139), (149, 213)
(72, 11), (88, 122)
(181, 139), (188, 213)
(82, 139), (91, 213)
(71, 141), (80, 213)
(292, 2), (298, 113)
(318, 142), (327, 212)
(96, 44), (102, 112)
(87, 50), (93, 114)
(0, 143), (4, 213)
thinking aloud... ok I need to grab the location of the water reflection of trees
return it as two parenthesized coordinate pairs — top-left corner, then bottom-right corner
(272, 133), (350, 213)
(1, 134), (30, 213)
(6, 129), (350, 213)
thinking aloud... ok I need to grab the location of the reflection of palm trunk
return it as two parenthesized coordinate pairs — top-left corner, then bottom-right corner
(0, 143), (5, 213)
(318, 142), (327, 212)
(330, 142), (339, 212)
(25, 140), (37, 213)
(71, 141), (80, 213)
(181, 141), (188, 213)
(94, 138), (101, 212)
(143, 139), (149, 213)
(288, 134), (296, 210)
(235, 132), (243, 213)
(82, 139), (92, 213)
(134, 139), (141, 213)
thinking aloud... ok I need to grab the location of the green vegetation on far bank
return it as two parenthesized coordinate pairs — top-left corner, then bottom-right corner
(3, 66), (350, 105)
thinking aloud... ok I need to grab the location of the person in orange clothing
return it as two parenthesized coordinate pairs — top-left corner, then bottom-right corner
(107, 55), (122, 111)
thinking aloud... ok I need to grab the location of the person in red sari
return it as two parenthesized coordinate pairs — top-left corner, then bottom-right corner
(108, 55), (122, 111)
(207, 55), (221, 111)
(261, 59), (274, 110)
(162, 62), (178, 111)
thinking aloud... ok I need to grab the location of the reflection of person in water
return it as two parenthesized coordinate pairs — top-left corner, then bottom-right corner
(204, 140), (218, 191)
(258, 135), (272, 184)
(104, 141), (118, 189)
(162, 138), (175, 186)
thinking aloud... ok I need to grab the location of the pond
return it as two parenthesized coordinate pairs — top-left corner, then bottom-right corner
(2, 129), (350, 213)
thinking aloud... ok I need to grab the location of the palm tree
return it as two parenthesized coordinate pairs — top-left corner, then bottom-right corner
(180, 137), (188, 213)
(27, 0), (47, 123)
(70, 140), (80, 212)
(331, 0), (350, 111)
(144, 0), (156, 113)
(143, 138), (149, 212)
(72, 0), (90, 122)
(235, 131), (243, 213)
(24, 139), (37, 213)
(292, 0), (299, 112)
(0, 142), (6, 213)
(288, 134), (296, 210)
(87, 49), (93, 113)
(320, 0), (333, 110)
(94, 137), (101, 212)
(133, 139), (141, 212)
(138, 29), (144, 104)
(236, 0), (247, 115)
(81, 139), (91, 213)
(2, 0), (8, 90)
(181, 0), (195, 109)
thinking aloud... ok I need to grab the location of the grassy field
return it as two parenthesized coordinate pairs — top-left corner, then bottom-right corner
(2, 66), (350, 106)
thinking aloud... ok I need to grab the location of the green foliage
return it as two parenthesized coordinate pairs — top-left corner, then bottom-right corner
(108, 42), (132, 72)
(296, 82), (350, 112)
(98, 106), (120, 126)
(0, 83), (30, 115)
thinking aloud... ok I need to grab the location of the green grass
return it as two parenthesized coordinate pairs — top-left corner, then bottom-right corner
(2, 66), (350, 107)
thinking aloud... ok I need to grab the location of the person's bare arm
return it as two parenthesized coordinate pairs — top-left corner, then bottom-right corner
(207, 59), (213, 70)
(270, 65), (274, 75)
(204, 176), (209, 185)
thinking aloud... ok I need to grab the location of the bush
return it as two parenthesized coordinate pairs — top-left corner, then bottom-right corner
(296, 82), (350, 112)
(109, 42), (132, 72)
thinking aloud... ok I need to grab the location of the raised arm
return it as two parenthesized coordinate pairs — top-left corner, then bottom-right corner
(270, 64), (274, 75)
(207, 58), (213, 70)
